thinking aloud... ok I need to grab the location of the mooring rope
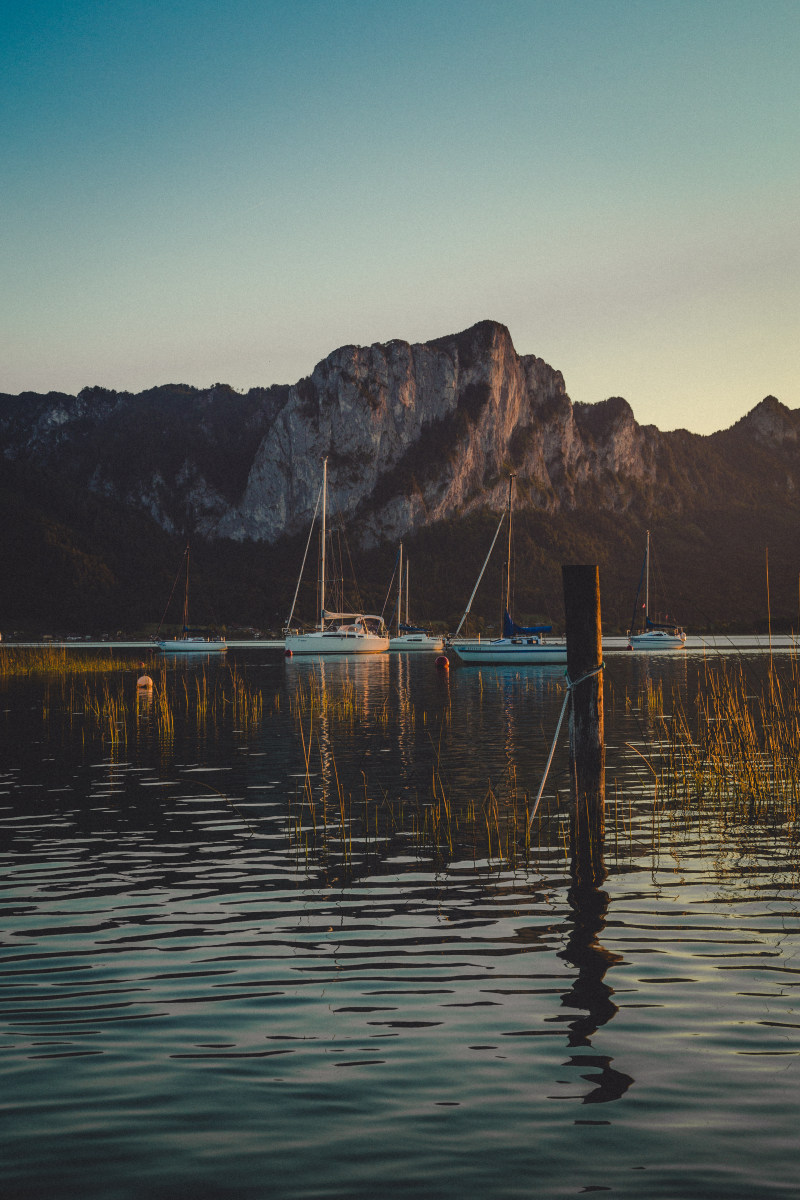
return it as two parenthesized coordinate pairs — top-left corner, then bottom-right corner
(527, 661), (605, 830)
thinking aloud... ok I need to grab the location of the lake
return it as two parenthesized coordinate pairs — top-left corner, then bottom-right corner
(1, 643), (798, 1199)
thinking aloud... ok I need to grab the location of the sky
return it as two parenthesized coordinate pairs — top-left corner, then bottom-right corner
(1, 0), (797, 434)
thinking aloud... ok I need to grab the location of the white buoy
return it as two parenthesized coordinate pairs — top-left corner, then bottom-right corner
(137, 675), (153, 690)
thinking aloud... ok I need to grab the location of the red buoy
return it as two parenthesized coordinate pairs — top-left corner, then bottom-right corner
(435, 655), (449, 671)
(285, 648), (293, 658)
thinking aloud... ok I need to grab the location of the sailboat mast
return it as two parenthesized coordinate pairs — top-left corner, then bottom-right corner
(454, 508), (506, 638)
(397, 542), (403, 636)
(645, 528), (650, 623)
(402, 556), (410, 624)
(319, 457), (328, 630)
(182, 543), (190, 634)
(505, 474), (515, 626)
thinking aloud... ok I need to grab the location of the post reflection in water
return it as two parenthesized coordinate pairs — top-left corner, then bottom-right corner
(558, 850), (634, 1105)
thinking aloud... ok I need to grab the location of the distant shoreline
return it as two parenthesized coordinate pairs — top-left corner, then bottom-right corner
(1, 635), (797, 655)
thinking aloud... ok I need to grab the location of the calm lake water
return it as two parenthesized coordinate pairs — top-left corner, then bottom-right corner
(1, 645), (798, 1199)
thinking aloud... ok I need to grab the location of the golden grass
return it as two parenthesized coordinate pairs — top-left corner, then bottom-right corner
(285, 655), (800, 878)
(14, 644), (800, 878)
(0, 645), (125, 676)
(654, 656), (800, 833)
(285, 682), (539, 873)
(36, 661), (263, 750)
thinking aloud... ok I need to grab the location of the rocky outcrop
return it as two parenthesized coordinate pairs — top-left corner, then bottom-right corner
(1, 321), (798, 550)
(731, 396), (797, 446)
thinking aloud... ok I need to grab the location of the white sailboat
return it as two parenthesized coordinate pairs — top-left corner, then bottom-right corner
(627, 530), (686, 650)
(157, 544), (227, 653)
(284, 458), (389, 656)
(389, 545), (444, 652)
(448, 475), (567, 666)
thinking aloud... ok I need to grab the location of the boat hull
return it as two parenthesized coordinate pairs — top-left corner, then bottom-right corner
(158, 638), (227, 653)
(449, 638), (567, 665)
(628, 631), (685, 650)
(389, 634), (444, 652)
(285, 632), (389, 655)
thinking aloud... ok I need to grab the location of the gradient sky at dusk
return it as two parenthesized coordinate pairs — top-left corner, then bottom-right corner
(2, 0), (797, 433)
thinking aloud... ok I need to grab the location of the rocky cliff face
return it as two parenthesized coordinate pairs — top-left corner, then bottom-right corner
(1, 321), (797, 551)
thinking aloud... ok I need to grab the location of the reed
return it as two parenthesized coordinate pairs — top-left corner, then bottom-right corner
(289, 672), (357, 722)
(653, 656), (800, 843)
(284, 653), (800, 882)
(22, 659), (265, 751)
(284, 707), (542, 875)
(0, 645), (124, 676)
(282, 666), (582, 875)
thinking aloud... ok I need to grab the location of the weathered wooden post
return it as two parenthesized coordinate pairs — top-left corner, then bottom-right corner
(562, 564), (605, 886)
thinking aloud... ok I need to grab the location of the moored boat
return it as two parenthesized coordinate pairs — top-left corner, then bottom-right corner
(447, 474), (566, 666)
(286, 612), (389, 655)
(627, 531), (686, 650)
(158, 635), (228, 653)
(284, 458), (389, 656)
(156, 545), (227, 653)
(448, 630), (568, 665)
(388, 545), (444, 652)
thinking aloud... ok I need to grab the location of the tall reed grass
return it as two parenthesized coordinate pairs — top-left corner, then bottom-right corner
(285, 675), (546, 874)
(285, 656), (800, 880)
(655, 656), (800, 835)
(33, 661), (263, 751)
(0, 646), (124, 676)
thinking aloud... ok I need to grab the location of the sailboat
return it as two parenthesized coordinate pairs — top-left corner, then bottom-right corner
(448, 475), (567, 665)
(627, 530), (686, 649)
(284, 458), (389, 656)
(156, 544), (227, 653)
(388, 544), (444, 652)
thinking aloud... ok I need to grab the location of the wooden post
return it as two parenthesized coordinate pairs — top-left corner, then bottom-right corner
(562, 564), (605, 885)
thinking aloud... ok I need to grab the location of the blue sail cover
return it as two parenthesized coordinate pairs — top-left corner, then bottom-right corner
(645, 616), (680, 632)
(503, 612), (552, 638)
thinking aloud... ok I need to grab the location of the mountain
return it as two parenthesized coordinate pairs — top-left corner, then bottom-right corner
(1, 320), (799, 635)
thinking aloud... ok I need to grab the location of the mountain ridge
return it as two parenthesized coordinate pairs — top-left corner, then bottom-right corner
(1, 320), (798, 634)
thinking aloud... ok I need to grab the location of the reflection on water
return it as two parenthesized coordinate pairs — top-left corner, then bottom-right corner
(0, 649), (798, 1198)
(559, 866), (634, 1105)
